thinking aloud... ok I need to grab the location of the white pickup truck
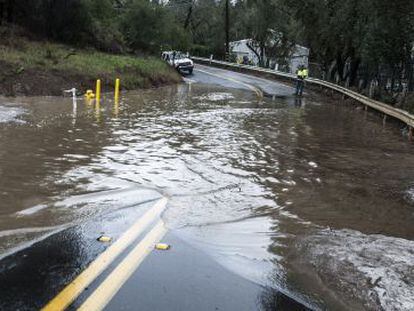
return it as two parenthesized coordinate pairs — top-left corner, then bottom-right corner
(161, 51), (194, 74)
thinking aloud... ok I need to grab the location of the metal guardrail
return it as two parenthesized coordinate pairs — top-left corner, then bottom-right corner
(192, 57), (414, 134)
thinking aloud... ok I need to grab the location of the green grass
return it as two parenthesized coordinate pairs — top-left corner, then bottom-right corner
(0, 39), (181, 91)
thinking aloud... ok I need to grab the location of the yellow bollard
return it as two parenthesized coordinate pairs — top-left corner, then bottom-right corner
(95, 79), (101, 104)
(113, 102), (119, 118)
(114, 78), (120, 103)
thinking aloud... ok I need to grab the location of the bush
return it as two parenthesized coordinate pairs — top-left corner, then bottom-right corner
(189, 44), (214, 57)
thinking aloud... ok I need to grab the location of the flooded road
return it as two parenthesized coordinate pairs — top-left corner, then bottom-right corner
(0, 65), (414, 310)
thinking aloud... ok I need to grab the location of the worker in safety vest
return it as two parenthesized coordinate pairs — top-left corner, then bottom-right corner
(295, 65), (308, 96)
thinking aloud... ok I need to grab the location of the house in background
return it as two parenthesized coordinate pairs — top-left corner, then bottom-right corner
(287, 44), (310, 74)
(230, 39), (261, 65)
(229, 38), (309, 74)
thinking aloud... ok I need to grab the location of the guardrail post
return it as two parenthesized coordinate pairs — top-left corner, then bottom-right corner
(409, 126), (413, 141)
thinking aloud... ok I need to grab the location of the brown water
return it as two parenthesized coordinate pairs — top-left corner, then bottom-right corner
(0, 82), (413, 310)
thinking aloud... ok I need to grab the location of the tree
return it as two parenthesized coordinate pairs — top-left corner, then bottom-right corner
(121, 0), (189, 53)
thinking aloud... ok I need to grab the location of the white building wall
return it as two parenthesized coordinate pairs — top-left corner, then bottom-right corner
(230, 39), (309, 74)
(230, 39), (260, 65)
(289, 45), (309, 74)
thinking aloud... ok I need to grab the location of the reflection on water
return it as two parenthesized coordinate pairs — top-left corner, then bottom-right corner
(259, 286), (312, 311)
(0, 82), (413, 310)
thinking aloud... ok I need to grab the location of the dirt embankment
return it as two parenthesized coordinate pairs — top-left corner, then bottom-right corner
(0, 33), (182, 97)
(0, 60), (181, 97)
(0, 60), (88, 96)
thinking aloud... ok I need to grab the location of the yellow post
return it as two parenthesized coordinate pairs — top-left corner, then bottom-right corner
(113, 101), (119, 118)
(96, 79), (101, 104)
(114, 78), (120, 103)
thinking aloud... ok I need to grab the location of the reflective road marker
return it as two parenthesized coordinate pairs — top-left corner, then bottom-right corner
(78, 220), (167, 311)
(42, 198), (168, 311)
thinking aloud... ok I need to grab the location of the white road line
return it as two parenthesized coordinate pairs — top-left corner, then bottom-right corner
(195, 68), (263, 98)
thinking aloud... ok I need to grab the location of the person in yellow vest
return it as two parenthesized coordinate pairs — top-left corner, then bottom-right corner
(295, 65), (308, 96)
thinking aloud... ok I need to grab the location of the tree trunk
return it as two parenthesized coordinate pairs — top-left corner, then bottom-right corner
(259, 41), (265, 67)
(0, 1), (4, 25)
(246, 41), (261, 64)
(183, 1), (193, 29)
(407, 57), (414, 92)
(349, 58), (360, 87)
(336, 53), (345, 83)
(5, 0), (13, 23)
(225, 0), (229, 56)
(45, 0), (58, 39)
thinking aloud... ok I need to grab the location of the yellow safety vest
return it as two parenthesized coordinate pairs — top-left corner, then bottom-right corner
(298, 69), (308, 79)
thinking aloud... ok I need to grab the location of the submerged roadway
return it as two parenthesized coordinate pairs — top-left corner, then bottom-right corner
(0, 64), (413, 311)
(0, 65), (307, 311)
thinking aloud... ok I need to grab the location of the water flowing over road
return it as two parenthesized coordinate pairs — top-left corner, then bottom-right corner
(0, 65), (413, 310)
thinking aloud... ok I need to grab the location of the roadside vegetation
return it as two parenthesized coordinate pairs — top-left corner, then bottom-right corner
(0, 28), (181, 96)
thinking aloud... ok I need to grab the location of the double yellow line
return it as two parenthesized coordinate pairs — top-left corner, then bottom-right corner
(195, 68), (264, 98)
(42, 198), (168, 311)
(78, 221), (166, 310)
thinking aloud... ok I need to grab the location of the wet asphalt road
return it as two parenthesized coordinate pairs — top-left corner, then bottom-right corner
(192, 64), (294, 98)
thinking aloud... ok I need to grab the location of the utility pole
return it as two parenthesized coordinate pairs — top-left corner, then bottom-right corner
(225, 0), (229, 60)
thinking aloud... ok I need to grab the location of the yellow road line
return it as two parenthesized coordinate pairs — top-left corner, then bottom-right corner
(41, 198), (168, 311)
(78, 220), (167, 311)
(195, 68), (263, 98)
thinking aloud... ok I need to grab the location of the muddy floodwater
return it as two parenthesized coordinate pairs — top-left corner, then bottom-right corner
(0, 81), (414, 310)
